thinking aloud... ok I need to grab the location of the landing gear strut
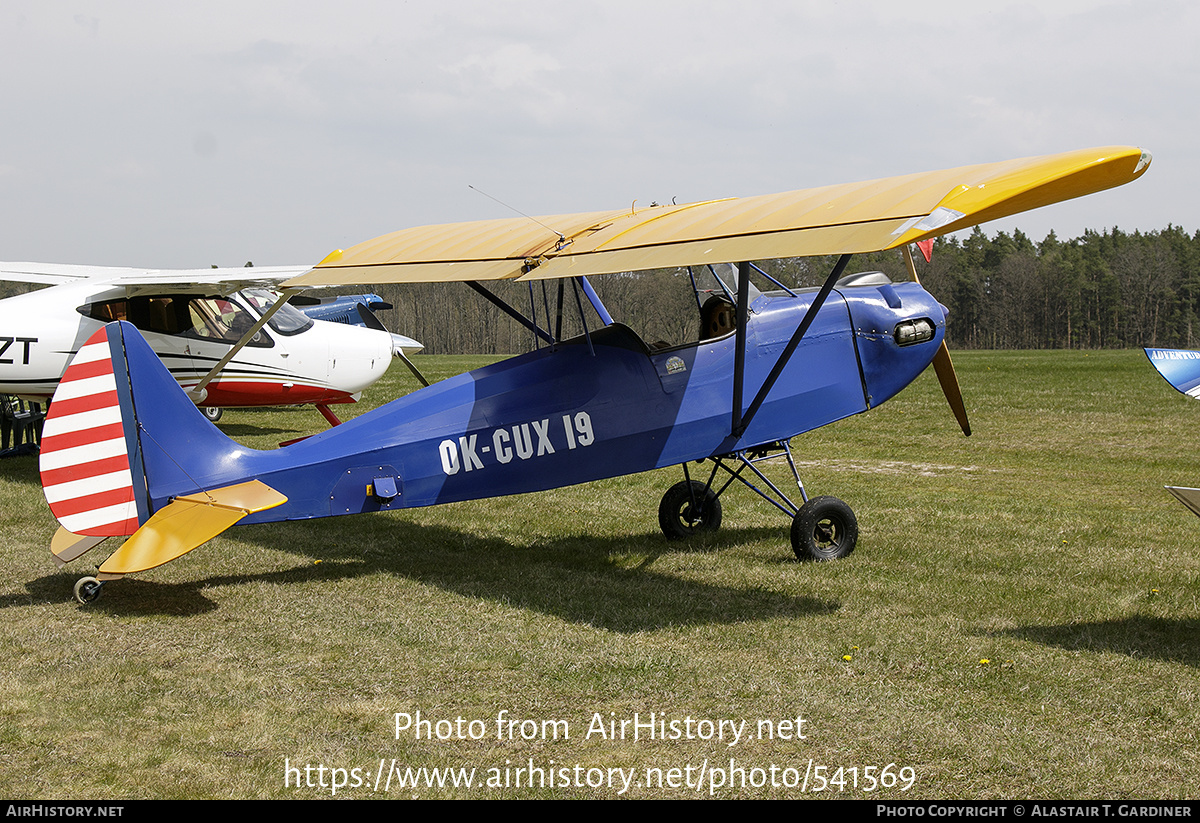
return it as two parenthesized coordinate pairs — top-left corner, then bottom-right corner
(658, 440), (858, 561)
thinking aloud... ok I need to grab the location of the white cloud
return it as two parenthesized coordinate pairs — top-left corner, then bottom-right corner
(446, 44), (561, 91)
(0, 0), (1184, 264)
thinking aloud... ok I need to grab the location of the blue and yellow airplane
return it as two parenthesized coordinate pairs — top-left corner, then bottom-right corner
(39, 147), (1151, 602)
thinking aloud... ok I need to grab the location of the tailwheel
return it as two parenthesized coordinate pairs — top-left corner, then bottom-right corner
(73, 576), (103, 604)
(790, 496), (857, 561)
(659, 480), (722, 540)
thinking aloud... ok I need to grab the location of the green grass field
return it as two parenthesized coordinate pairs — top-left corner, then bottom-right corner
(2, 350), (1197, 799)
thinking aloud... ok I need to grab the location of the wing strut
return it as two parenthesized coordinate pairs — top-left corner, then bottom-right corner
(188, 287), (303, 402)
(579, 276), (613, 326)
(731, 261), (751, 434)
(570, 278), (595, 355)
(732, 254), (853, 438)
(466, 281), (555, 346)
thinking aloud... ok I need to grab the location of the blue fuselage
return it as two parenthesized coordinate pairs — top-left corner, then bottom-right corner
(131, 280), (947, 524)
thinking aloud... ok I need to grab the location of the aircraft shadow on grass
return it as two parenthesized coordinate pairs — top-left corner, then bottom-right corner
(12, 518), (840, 629)
(1001, 618), (1200, 669)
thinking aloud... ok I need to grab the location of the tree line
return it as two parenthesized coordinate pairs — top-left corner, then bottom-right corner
(6, 224), (1188, 355)
(904, 225), (1200, 350)
(365, 225), (1200, 355)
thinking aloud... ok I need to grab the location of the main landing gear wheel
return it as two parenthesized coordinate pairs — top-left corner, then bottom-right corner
(203, 407), (223, 423)
(73, 576), (103, 604)
(659, 480), (722, 539)
(790, 496), (858, 561)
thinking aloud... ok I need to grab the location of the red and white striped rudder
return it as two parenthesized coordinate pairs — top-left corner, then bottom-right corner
(39, 327), (140, 537)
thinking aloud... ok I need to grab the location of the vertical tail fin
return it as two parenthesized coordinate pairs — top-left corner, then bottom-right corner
(39, 322), (285, 578)
(40, 324), (143, 537)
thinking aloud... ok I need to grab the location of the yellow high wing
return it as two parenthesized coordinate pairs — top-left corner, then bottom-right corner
(286, 146), (1150, 288)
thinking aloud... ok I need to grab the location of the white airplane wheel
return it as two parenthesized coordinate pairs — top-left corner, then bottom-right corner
(659, 480), (722, 540)
(791, 496), (857, 561)
(73, 576), (103, 604)
(203, 407), (223, 422)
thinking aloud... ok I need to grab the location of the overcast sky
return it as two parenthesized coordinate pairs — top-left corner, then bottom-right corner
(0, 1), (1190, 269)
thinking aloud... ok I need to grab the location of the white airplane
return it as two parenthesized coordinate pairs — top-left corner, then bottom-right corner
(0, 262), (403, 422)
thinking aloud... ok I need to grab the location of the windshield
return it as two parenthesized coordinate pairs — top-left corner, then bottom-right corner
(241, 289), (315, 336)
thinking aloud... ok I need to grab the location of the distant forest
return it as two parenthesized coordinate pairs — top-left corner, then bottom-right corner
(7, 224), (1192, 355)
(370, 225), (1200, 354)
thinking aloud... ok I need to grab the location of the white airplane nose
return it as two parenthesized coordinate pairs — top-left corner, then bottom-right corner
(328, 325), (394, 393)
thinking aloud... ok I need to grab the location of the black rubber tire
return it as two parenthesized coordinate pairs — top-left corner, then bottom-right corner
(790, 496), (858, 561)
(203, 407), (223, 423)
(73, 576), (102, 604)
(658, 480), (722, 539)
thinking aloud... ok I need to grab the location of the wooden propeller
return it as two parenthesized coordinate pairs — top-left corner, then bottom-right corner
(903, 245), (971, 436)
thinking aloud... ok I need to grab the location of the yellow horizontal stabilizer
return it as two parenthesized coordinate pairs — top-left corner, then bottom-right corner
(283, 146), (1150, 288)
(50, 527), (107, 568)
(98, 481), (287, 576)
(172, 479), (290, 514)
